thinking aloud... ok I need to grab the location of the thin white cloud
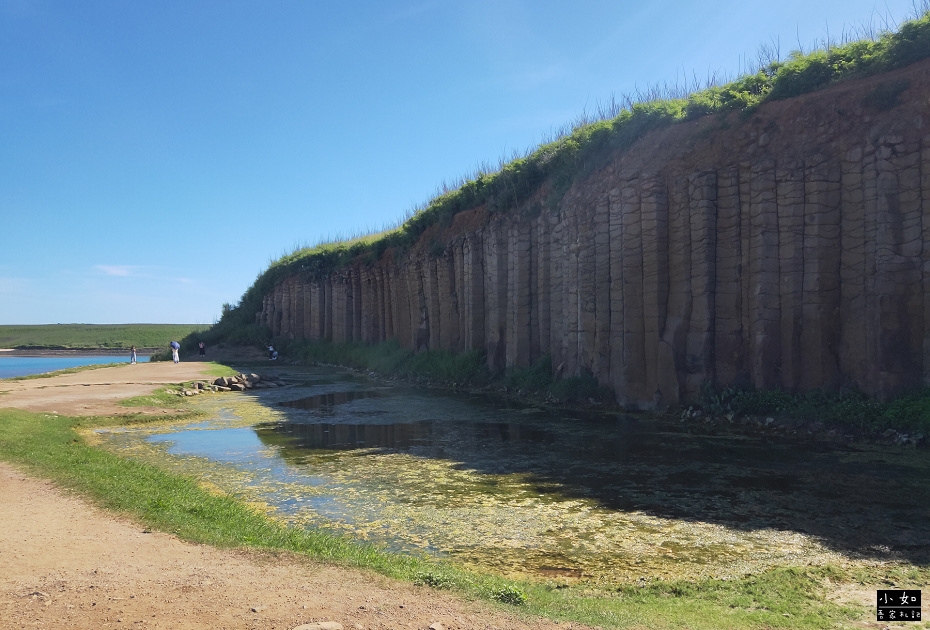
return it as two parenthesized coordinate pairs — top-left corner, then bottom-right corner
(0, 275), (30, 294)
(96, 265), (135, 277)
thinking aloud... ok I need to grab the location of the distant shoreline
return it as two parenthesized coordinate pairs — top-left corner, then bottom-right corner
(0, 348), (154, 357)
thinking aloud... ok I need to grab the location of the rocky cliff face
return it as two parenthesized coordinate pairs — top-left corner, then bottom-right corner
(258, 59), (930, 408)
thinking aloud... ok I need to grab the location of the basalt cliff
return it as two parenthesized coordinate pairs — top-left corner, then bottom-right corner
(255, 59), (930, 409)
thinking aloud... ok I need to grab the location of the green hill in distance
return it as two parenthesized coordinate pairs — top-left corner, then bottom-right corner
(0, 324), (209, 350)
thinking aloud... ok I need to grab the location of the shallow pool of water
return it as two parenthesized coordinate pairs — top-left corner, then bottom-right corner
(93, 365), (930, 583)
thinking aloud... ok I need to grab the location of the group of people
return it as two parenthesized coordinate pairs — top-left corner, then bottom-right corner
(127, 341), (207, 364)
(130, 341), (281, 363)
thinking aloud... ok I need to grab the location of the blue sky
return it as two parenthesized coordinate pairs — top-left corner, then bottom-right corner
(1, 0), (923, 325)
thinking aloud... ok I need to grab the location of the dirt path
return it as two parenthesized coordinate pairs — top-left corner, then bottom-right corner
(0, 362), (592, 630)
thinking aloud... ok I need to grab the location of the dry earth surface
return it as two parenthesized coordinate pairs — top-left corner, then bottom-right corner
(0, 357), (593, 630)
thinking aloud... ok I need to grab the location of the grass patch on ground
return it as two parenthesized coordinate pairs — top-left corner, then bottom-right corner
(118, 387), (195, 409)
(693, 384), (930, 435)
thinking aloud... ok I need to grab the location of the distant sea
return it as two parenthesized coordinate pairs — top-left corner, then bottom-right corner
(0, 354), (150, 379)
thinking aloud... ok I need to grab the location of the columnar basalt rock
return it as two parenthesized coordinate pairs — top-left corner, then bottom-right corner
(258, 60), (930, 407)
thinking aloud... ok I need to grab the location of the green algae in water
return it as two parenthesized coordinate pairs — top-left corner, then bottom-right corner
(91, 376), (930, 586)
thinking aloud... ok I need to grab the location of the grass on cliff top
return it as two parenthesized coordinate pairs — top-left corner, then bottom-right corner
(0, 323), (209, 350)
(211, 7), (930, 331)
(2, 404), (918, 629)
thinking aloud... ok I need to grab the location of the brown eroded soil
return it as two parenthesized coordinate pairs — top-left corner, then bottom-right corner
(0, 360), (592, 630)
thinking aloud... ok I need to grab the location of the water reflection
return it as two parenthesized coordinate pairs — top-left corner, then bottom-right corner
(93, 365), (930, 582)
(267, 378), (928, 563)
(278, 390), (384, 411)
(261, 419), (556, 455)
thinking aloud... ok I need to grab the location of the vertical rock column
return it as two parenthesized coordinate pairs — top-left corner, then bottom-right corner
(423, 257), (440, 350)
(451, 240), (466, 351)
(391, 264), (413, 349)
(376, 266), (390, 343)
(358, 267), (374, 343)
(535, 215), (552, 362)
(641, 176), (670, 404)
(574, 200), (598, 377)
(259, 294), (272, 329)
(608, 183), (627, 400)
(483, 221), (509, 371)
(686, 170), (717, 398)
(337, 272), (349, 342)
(351, 269), (362, 342)
(561, 208), (580, 375)
(410, 260), (429, 351)
(896, 133), (925, 389)
(923, 132), (930, 385)
(800, 155), (842, 390)
(301, 279), (313, 340)
(592, 198), (612, 384)
(873, 134), (925, 393)
(323, 278), (333, 340)
(309, 280), (324, 339)
(713, 167), (746, 386)
(619, 179), (648, 404)
(292, 278), (305, 340)
(462, 234), (486, 351)
(840, 148), (868, 386)
(657, 175), (691, 405)
(438, 250), (460, 351)
(548, 215), (566, 371)
(777, 160), (806, 391)
(506, 220), (532, 367)
(747, 159), (781, 388)
(272, 284), (286, 337)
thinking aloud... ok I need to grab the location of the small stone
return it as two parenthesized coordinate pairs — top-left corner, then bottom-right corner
(291, 623), (344, 630)
(429, 624), (445, 630)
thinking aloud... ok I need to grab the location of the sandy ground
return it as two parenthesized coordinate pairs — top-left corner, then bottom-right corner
(0, 359), (226, 417)
(0, 360), (591, 630)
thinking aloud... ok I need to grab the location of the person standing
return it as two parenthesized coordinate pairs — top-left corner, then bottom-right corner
(198, 341), (206, 359)
(130, 345), (137, 364)
(170, 341), (180, 364)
